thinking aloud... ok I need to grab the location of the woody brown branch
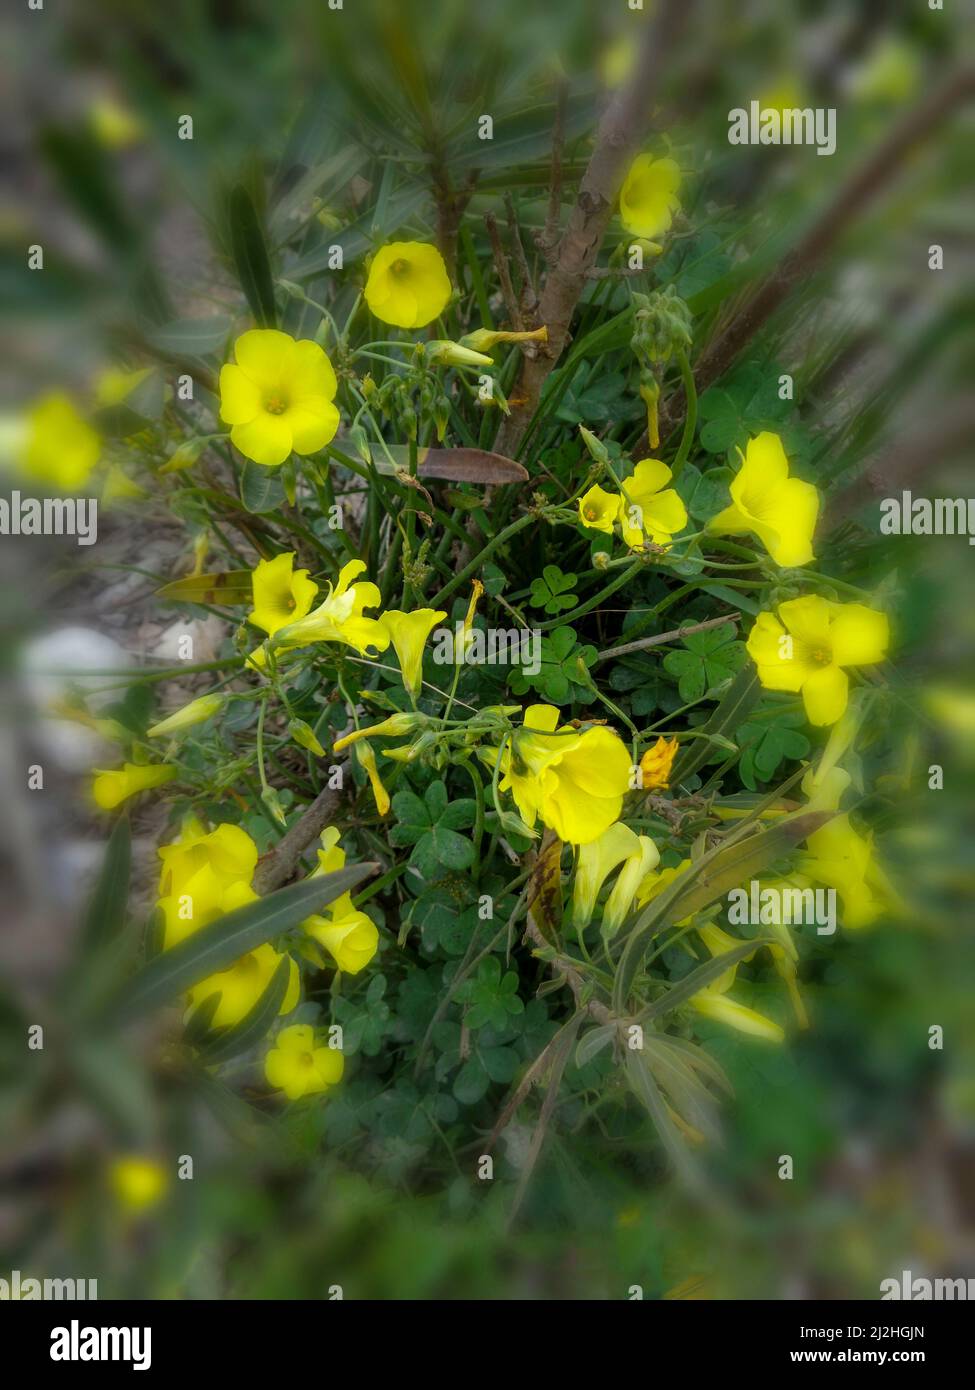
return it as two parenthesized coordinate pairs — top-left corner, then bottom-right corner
(640, 65), (975, 452)
(493, 2), (695, 459)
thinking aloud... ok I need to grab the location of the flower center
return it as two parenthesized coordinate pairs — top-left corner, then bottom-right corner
(389, 257), (411, 278)
(298, 1051), (315, 1070)
(584, 506), (599, 521)
(264, 393), (288, 415)
(234, 953), (261, 978)
(810, 647), (831, 666)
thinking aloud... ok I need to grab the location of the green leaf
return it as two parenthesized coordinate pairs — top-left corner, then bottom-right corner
(640, 940), (769, 1023)
(156, 570), (254, 605)
(145, 316), (232, 357)
(79, 816), (131, 953)
(671, 667), (760, 784)
(229, 184), (277, 328)
(116, 864), (375, 1021)
(240, 459), (287, 513)
(575, 1023), (616, 1070)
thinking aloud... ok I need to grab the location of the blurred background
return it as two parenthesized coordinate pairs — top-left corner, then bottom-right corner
(1, 0), (974, 1298)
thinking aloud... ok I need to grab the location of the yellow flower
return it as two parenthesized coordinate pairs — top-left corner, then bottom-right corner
(690, 922), (784, 1042)
(21, 393), (101, 490)
(147, 693), (224, 738)
(94, 366), (153, 408)
(500, 705), (632, 846)
(301, 828), (380, 973)
(157, 820), (259, 949)
(800, 815), (891, 930)
(572, 823), (643, 929)
(188, 940), (300, 1030)
(101, 464), (147, 505)
(363, 241), (452, 329)
(272, 559), (390, 657)
(707, 431), (819, 567)
(219, 329), (340, 467)
(249, 551), (319, 637)
(747, 594), (889, 727)
(304, 907), (379, 974)
(578, 485), (620, 535)
(380, 608), (447, 702)
(92, 762), (176, 810)
(619, 155), (681, 239)
(355, 739), (390, 815)
(619, 458), (687, 548)
(89, 97), (143, 149)
(264, 1024), (344, 1101)
(109, 1156), (167, 1213)
(639, 735), (679, 791)
(460, 326), (548, 353)
(333, 712), (424, 751)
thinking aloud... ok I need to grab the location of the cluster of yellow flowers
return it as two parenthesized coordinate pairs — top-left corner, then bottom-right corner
(579, 457), (688, 550)
(153, 815), (376, 1099)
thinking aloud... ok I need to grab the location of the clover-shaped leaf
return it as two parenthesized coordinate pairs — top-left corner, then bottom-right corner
(390, 781), (476, 882)
(530, 564), (578, 615)
(460, 956), (524, 1031)
(663, 622), (747, 702)
(738, 710), (810, 790)
(508, 625), (597, 704)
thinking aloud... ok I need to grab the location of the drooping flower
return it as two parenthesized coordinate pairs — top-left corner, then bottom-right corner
(301, 828), (380, 974)
(424, 340), (493, 368)
(354, 739), (390, 815)
(188, 939), (300, 1030)
(264, 1024), (344, 1101)
(618, 458), (687, 548)
(498, 705), (632, 845)
(109, 1155), (167, 1213)
(249, 552), (319, 637)
(639, 735), (679, 791)
(571, 823), (644, 929)
(219, 329), (340, 467)
(21, 393), (101, 490)
(147, 693), (224, 739)
(619, 155), (681, 239)
(747, 594), (889, 727)
(271, 559), (390, 658)
(333, 712), (425, 751)
(380, 607), (447, 702)
(92, 761), (176, 810)
(578, 485), (620, 535)
(800, 815), (892, 929)
(363, 241), (452, 329)
(689, 922), (785, 1042)
(707, 431), (819, 567)
(602, 834), (660, 939)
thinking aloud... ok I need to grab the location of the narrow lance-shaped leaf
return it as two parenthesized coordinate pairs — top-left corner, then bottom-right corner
(116, 864), (376, 1022)
(156, 571), (255, 606)
(672, 666), (760, 785)
(79, 816), (131, 953)
(229, 184), (277, 328)
(197, 955), (293, 1065)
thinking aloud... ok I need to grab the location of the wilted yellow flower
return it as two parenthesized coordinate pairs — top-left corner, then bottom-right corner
(219, 329), (340, 467)
(619, 458), (687, 548)
(690, 922), (784, 1042)
(355, 739), (390, 815)
(333, 712), (424, 751)
(363, 241), (452, 329)
(147, 693), (224, 738)
(747, 594), (889, 727)
(707, 432), (819, 567)
(572, 823), (660, 939)
(639, 735), (679, 790)
(800, 815), (892, 930)
(380, 608), (447, 702)
(264, 1024), (344, 1101)
(249, 551), (319, 637)
(498, 705), (632, 846)
(92, 761), (176, 810)
(188, 940), (300, 1029)
(460, 326), (549, 353)
(21, 393), (101, 490)
(272, 559), (389, 657)
(619, 155), (681, 239)
(94, 366), (153, 408)
(109, 1156), (167, 1213)
(578, 484), (620, 535)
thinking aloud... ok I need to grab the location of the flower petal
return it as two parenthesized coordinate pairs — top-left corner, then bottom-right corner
(801, 663), (849, 726)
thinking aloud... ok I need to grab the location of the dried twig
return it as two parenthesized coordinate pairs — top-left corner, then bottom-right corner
(253, 763), (348, 893)
(484, 209), (524, 331)
(594, 612), (741, 664)
(537, 80), (567, 263)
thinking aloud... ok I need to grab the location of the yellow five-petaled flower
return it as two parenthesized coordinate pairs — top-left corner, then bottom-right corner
(219, 329), (340, 467)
